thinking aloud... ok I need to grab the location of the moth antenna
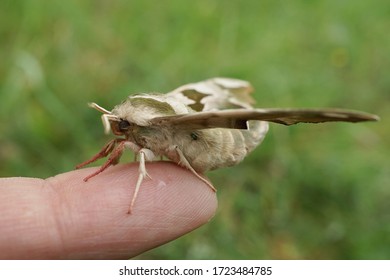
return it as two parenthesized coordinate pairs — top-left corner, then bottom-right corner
(101, 114), (119, 135)
(88, 102), (112, 114)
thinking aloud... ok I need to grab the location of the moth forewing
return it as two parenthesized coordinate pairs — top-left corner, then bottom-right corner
(167, 77), (255, 111)
(77, 77), (379, 214)
(152, 108), (379, 130)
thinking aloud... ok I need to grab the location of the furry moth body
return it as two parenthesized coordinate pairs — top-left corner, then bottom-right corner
(76, 77), (379, 213)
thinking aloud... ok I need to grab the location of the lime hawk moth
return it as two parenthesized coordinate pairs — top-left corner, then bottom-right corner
(76, 78), (379, 213)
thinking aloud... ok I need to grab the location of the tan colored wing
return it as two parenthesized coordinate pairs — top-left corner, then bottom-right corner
(166, 77), (255, 112)
(151, 108), (379, 130)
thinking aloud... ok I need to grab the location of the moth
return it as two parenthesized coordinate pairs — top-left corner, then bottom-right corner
(76, 77), (379, 213)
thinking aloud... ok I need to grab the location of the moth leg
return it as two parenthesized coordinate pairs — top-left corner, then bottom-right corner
(81, 140), (128, 182)
(174, 146), (216, 192)
(128, 148), (155, 214)
(76, 139), (124, 169)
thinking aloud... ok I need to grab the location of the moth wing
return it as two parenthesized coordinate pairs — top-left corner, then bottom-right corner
(151, 108), (379, 130)
(166, 77), (255, 112)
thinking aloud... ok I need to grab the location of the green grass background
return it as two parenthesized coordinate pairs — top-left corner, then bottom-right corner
(1, 0), (389, 259)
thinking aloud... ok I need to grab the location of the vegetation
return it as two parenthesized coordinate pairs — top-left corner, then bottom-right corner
(1, 0), (389, 259)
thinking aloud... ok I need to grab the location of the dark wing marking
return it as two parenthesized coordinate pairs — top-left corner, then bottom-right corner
(151, 108), (379, 130)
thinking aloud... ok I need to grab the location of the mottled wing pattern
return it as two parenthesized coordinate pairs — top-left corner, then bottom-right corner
(166, 77), (255, 112)
(163, 77), (270, 167)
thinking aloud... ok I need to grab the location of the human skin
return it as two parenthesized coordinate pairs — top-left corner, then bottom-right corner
(0, 162), (217, 259)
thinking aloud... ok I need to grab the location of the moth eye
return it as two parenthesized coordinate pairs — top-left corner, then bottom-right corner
(190, 132), (199, 140)
(118, 119), (131, 132)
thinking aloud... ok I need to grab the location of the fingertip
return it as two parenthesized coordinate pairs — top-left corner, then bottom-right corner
(47, 162), (217, 258)
(146, 162), (218, 213)
(61, 162), (218, 218)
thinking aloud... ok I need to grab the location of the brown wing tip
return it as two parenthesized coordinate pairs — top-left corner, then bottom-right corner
(348, 112), (380, 122)
(370, 114), (380, 122)
(316, 109), (380, 123)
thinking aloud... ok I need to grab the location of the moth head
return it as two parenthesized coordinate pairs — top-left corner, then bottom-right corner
(88, 102), (131, 136)
(109, 118), (132, 136)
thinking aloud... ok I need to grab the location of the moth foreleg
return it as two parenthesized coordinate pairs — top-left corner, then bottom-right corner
(174, 146), (216, 192)
(128, 148), (155, 214)
(81, 139), (128, 182)
(76, 139), (123, 169)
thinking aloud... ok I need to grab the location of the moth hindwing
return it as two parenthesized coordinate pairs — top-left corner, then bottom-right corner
(76, 77), (379, 214)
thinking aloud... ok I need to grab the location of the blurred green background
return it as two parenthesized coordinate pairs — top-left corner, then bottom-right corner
(1, 0), (389, 259)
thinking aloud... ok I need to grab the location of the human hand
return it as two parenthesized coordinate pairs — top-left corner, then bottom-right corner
(0, 162), (217, 259)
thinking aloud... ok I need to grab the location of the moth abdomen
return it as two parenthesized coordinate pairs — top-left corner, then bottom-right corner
(173, 122), (267, 173)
